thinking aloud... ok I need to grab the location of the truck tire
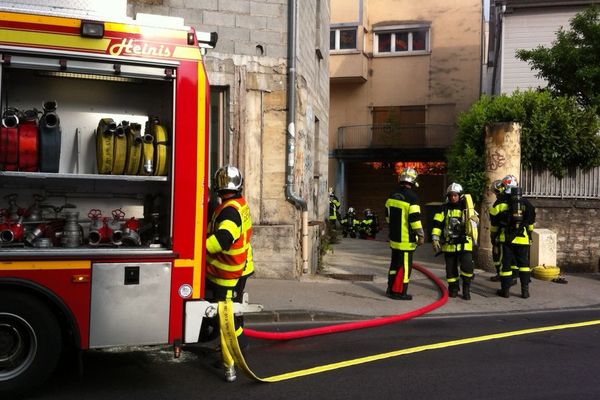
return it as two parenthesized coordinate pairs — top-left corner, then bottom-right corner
(0, 290), (62, 397)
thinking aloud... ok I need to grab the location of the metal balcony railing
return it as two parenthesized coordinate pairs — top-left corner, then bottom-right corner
(336, 123), (456, 150)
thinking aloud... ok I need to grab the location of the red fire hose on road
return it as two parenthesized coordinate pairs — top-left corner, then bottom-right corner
(244, 263), (448, 341)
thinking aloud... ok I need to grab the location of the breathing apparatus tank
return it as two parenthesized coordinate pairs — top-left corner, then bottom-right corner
(509, 186), (524, 228)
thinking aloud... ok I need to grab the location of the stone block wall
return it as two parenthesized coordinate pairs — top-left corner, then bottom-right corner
(128, 0), (330, 279)
(530, 198), (600, 272)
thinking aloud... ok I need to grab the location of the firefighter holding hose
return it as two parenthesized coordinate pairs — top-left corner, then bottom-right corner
(204, 165), (253, 381)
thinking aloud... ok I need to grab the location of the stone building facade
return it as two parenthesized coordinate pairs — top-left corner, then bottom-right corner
(128, 0), (330, 278)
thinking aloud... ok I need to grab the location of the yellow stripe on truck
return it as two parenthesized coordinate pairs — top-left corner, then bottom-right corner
(0, 29), (110, 51)
(1, 261), (91, 270)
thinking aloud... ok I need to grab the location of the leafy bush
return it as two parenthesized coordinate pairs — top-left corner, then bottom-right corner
(448, 90), (600, 203)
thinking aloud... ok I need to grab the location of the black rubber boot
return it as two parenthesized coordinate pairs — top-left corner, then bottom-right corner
(521, 284), (530, 299)
(397, 284), (413, 300)
(462, 280), (471, 301)
(448, 282), (459, 298)
(386, 287), (412, 300)
(496, 277), (511, 298)
(520, 271), (531, 299)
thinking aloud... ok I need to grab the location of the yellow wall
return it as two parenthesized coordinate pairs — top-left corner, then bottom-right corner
(330, 0), (482, 143)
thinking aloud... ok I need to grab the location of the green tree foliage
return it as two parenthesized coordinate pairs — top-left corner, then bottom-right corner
(516, 6), (600, 110)
(448, 91), (600, 203)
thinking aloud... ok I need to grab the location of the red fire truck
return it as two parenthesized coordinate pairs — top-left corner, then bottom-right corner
(0, 8), (227, 396)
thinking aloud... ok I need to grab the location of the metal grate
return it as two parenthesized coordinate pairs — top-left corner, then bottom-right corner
(521, 167), (600, 199)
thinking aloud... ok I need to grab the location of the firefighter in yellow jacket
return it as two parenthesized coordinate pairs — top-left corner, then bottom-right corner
(431, 183), (475, 300)
(384, 167), (425, 300)
(204, 165), (253, 379)
(489, 175), (535, 299)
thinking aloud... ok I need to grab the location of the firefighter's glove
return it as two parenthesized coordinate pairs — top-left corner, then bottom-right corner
(416, 235), (425, 246)
(470, 213), (479, 224)
(432, 240), (441, 253)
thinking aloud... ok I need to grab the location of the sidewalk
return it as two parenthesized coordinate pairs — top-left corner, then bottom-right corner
(245, 235), (600, 324)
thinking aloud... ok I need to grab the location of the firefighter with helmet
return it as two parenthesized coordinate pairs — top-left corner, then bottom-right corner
(431, 183), (475, 300)
(204, 165), (253, 381)
(341, 206), (359, 238)
(489, 174), (536, 299)
(328, 187), (341, 228)
(489, 179), (518, 284)
(384, 167), (425, 300)
(359, 208), (379, 239)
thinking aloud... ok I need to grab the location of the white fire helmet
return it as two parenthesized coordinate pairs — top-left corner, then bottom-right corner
(446, 182), (463, 196)
(502, 174), (518, 194)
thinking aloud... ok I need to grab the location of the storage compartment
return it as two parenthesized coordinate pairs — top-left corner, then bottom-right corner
(0, 53), (176, 255)
(89, 262), (172, 347)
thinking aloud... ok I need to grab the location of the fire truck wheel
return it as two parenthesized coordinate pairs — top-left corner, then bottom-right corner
(0, 290), (62, 397)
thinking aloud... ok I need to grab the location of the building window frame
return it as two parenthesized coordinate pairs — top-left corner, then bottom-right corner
(373, 24), (430, 56)
(209, 86), (229, 181)
(330, 25), (359, 53)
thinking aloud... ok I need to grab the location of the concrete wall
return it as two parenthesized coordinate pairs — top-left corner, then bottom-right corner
(128, 0), (330, 279)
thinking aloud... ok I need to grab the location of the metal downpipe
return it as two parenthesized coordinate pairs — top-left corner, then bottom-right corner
(285, 0), (309, 274)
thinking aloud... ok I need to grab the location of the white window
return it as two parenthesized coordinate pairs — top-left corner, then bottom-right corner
(330, 26), (358, 51)
(374, 26), (429, 55)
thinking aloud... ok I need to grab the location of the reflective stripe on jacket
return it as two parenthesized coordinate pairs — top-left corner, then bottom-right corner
(206, 196), (253, 286)
(329, 197), (341, 220)
(385, 186), (422, 251)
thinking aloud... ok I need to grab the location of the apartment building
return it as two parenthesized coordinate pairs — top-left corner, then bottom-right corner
(330, 0), (483, 222)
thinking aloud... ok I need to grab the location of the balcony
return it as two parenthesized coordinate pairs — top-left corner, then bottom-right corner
(334, 124), (456, 160)
(330, 51), (368, 82)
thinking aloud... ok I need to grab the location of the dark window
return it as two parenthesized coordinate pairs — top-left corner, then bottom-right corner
(378, 33), (391, 53)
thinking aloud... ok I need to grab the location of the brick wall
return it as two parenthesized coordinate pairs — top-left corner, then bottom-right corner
(530, 198), (600, 272)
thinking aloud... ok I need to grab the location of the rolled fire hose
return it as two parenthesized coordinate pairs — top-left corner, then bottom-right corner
(96, 118), (116, 174)
(218, 263), (448, 382)
(152, 123), (168, 176)
(18, 112), (39, 172)
(124, 123), (142, 175)
(111, 122), (128, 175)
(532, 265), (560, 281)
(139, 124), (154, 176)
(39, 103), (61, 173)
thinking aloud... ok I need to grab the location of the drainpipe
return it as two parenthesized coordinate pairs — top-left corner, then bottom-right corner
(285, 0), (309, 274)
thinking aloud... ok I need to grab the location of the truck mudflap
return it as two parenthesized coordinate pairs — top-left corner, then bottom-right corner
(183, 292), (262, 344)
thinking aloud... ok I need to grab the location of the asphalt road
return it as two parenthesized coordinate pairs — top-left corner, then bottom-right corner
(28, 308), (600, 400)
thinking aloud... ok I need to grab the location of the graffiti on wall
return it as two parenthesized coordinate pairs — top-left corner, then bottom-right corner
(486, 149), (506, 171)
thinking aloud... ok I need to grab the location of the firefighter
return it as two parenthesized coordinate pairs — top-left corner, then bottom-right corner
(204, 165), (253, 380)
(341, 207), (359, 238)
(328, 187), (341, 229)
(489, 179), (518, 284)
(384, 167), (425, 300)
(431, 183), (475, 300)
(359, 208), (379, 239)
(490, 174), (536, 299)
